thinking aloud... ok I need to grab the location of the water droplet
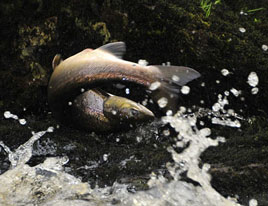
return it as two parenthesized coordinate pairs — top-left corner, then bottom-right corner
(262, 44), (268, 51)
(80, 88), (85, 93)
(166, 110), (173, 116)
(19, 119), (27, 125)
(138, 59), (148, 66)
(172, 75), (180, 82)
(142, 99), (148, 106)
(116, 138), (120, 142)
(249, 199), (258, 206)
(179, 106), (186, 114)
(181, 86), (190, 94)
(112, 110), (117, 115)
(202, 163), (211, 172)
(103, 154), (109, 161)
(47, 127), (54, 133)
(217, 136), (226, 143)
(68, 101), (72, 106)
(200, 100), (205, 104)
(247, 72), (259, 87)
(163, 129), (170, 136)
(230, 88), (241, 97)
(216, 80), (220, 84)
(157, 97), (168, 108)
(227, 109), (234, 115)
(239, 27), (246, 33)
(125, 88), (130, 94)
(251, 87), (259, 95)
(149, 81), (161, 90)
(224, 91), (230, 96)
(23, 107), (27, 111)
(221, 69), (230, 76)
(4, 111), (12, 118)
(201, 82), (205, 87)
(136, 136), (142, 142)
(212, 103), (221, 112)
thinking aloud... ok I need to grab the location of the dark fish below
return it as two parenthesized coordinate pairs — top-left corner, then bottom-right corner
(71, 88), (154, 132)
(47, 42), (200, 132)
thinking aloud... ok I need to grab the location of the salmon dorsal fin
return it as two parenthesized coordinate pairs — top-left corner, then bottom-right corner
(52, 54), (63, 70)
(97, 42), (126, 59)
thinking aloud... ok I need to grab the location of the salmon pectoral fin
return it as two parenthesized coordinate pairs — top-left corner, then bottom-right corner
(97, 42), (126, 59)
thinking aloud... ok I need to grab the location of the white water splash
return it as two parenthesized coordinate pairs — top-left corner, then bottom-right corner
(0, 109), (255, 206)
(0, 127), (53, 168)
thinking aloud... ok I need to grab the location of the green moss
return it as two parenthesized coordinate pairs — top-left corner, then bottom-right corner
(92, 22), (111, 43)
(30, 62), (47, 80)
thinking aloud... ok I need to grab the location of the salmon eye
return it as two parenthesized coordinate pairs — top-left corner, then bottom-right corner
(130, 109), (139, 116)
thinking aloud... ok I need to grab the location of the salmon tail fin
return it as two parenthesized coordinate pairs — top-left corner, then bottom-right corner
(149, 65), (200, 113)
(154, 65), (201, 86)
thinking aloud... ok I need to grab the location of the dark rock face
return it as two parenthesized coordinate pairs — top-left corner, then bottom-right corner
(0, 1), (268, 205)
(1, 0), (267, 115)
